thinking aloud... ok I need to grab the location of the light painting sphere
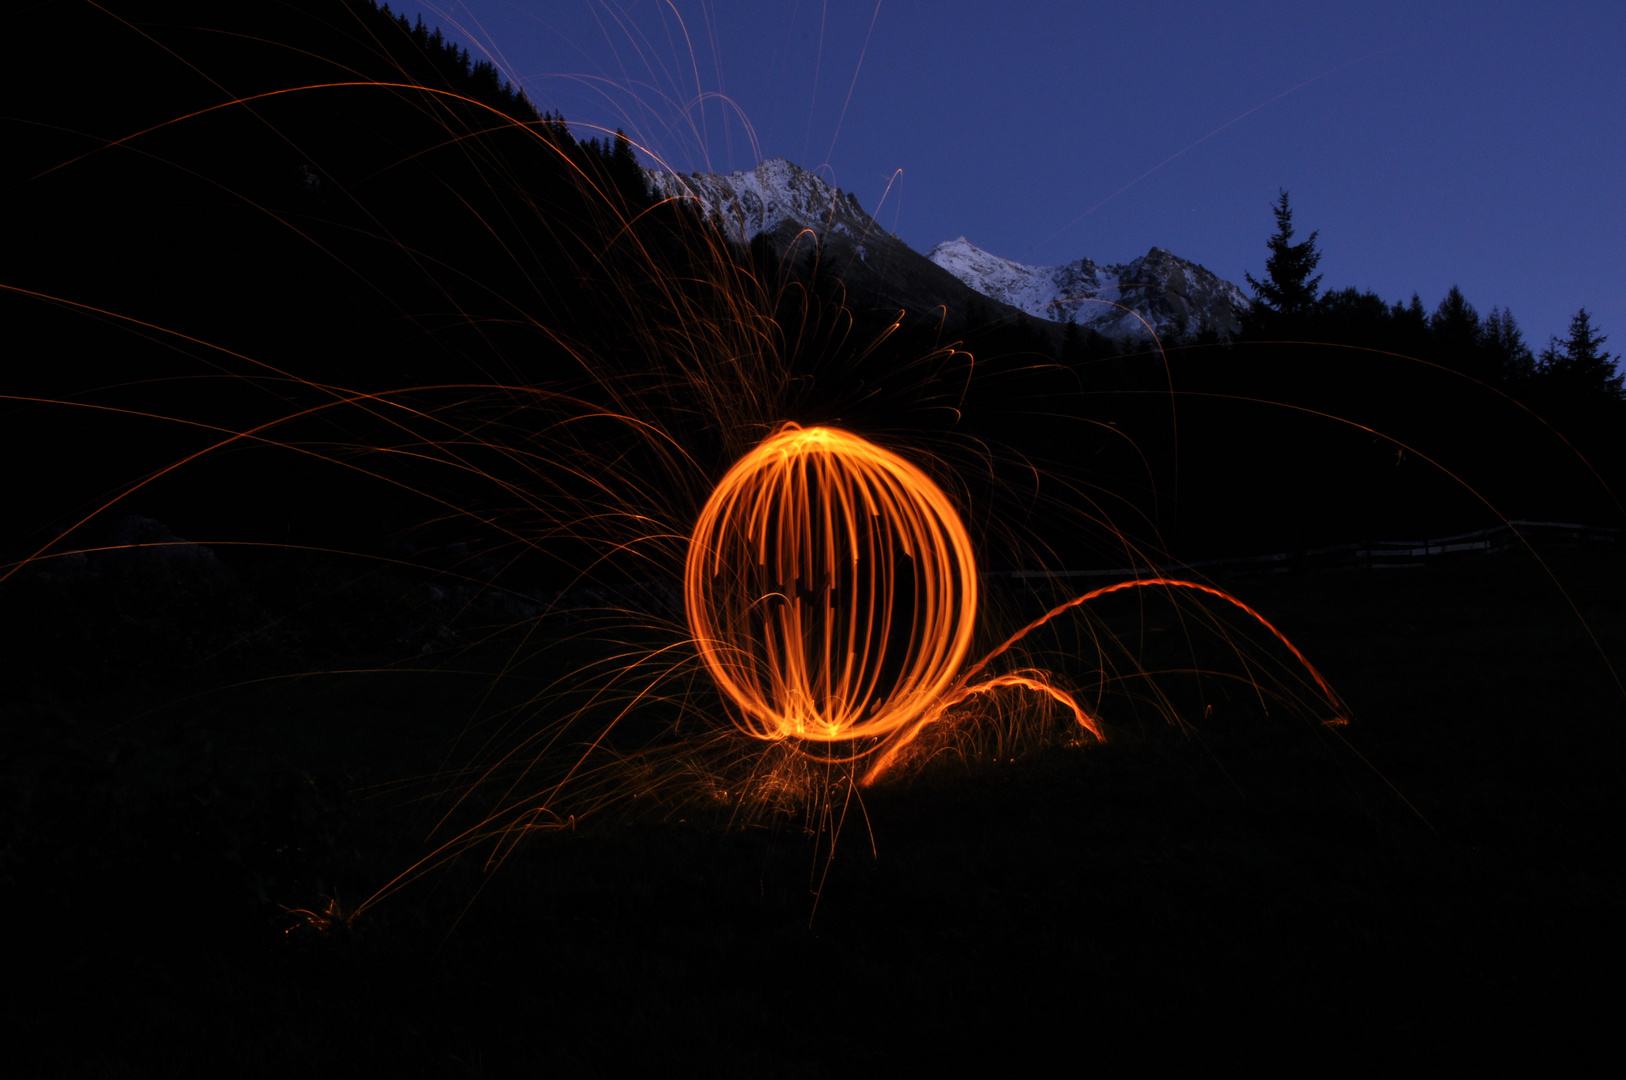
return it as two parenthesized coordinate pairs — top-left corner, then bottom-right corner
(685, 424), (978, 746)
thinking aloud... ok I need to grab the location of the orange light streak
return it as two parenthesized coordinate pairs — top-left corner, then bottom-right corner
(959, 576), (1344, 715)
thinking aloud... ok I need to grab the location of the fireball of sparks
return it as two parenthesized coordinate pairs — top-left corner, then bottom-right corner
(685, 423), (979, 758)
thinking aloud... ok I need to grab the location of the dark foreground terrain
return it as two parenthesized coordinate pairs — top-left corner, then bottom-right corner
(4, 543), (1620, 1074)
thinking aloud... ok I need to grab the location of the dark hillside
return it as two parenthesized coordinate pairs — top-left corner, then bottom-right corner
(5, 0), (651, 566)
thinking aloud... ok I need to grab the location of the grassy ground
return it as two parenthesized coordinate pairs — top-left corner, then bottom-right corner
(4, 546), (1620, 1074)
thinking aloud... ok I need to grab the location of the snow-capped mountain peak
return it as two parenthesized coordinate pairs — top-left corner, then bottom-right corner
(643, 157), (876, 246)
(926, 236), (1247, 341)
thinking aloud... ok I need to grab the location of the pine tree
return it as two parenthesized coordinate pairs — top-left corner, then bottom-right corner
(1383, 292), (1428, 356)
(608, 129), (647, 209)
(613, 128), (639, 172)
(1244, 189), (1323, 319)
(1430, 286), (1480, 343)
(1430, 285), (1490, 381)
(1481, 306), (1535, 382)
(1536, 308), (1623, 401)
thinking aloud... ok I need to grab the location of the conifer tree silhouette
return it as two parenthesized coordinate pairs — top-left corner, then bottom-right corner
(1244, 189), (1323, 319)
(1537, 308), (1623, 401)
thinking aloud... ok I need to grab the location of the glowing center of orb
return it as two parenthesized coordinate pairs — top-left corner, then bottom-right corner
(685, 424), (978, 747)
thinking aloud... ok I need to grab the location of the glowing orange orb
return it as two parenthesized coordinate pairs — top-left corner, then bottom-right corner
(685, 424), (978, 749)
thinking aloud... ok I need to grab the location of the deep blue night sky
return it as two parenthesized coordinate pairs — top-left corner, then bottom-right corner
(426, 1), (1625, 353)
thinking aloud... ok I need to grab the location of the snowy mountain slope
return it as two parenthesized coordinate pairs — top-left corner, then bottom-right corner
(927, 237), (1248, 341)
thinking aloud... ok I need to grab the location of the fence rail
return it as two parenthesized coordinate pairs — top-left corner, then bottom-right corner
(988, 520), (1626, 582)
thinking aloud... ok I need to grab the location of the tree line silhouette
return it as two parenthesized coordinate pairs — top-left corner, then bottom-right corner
(1162, 190), (1623, 558)
(1244, 189), (1619, 406)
